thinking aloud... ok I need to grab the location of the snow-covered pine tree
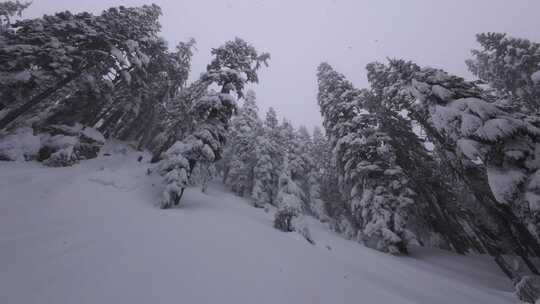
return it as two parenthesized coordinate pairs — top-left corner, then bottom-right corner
(293, 125), (314, 181)
(159, 88), (237, 209)
(0, 4), (163, 131)
(159, 141), (191, 208)
(294, 125), (318, 215)
(317, 63), (417, 254)
(222, 90), (262, 197)
(366, 59), (540, 278)
(0, 0), (30, 32)
(373, 106), (481, 253)
(274, 157), (305, 232)
(43, 36), (194, 149)
(273, 154), (315, 242)
(159, 38), (269, 208)
(96, 38), (196, 144)
(0, 4), (186, 166)
(264, 107), (284, 158)
(150, 72), (211, 164)
(250, 107), (283, 207)
(135, 38), (197, 151)
(223, 156), (246, 195)
(280, 121), (310, 191)
(316, 62), (482, 253)
(275, 120), (317, 219)
(308, 126), (335, 222)
(467, 33), (540, 113)
(264, 107), (279, 130)
(252, 134), (278, 207)
(277, 119), (294, 152)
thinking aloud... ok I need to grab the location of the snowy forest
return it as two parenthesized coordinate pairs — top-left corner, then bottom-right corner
(2, 2), (540, 304)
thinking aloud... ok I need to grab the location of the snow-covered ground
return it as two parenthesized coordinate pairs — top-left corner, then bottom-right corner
(0, 143), (516, 304)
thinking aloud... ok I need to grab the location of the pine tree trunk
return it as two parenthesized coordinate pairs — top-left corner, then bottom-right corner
(494, 255), (517, 280)
(521, 255), (540, 275)
(416, 113), (540, 253)
(222, 166), (230, 184)
(137, 106), (157, 150)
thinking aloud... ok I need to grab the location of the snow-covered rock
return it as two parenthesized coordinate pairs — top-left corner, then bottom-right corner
(38, 124), (105, 166)
(0, 124), (106, 166)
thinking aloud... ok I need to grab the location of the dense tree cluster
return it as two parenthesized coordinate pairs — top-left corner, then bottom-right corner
(2, 2), (540, 301)
(218, 31), (540, 302)
(219, 93), (332, 239)
(0, 3), (269, 208)
(466, 32), (540, 113)
(315, 33), (540, 302)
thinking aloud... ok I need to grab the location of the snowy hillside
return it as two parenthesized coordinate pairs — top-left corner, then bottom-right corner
(0, 143), (515, 304)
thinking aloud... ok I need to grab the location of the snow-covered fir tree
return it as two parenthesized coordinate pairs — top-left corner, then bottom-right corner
(279, 120), (311, 205)
(0, 4), (182, 167)
(251, 135), (278, 207)
(467, 32), (540, 113)
(158, 38), (269, 208)
(96, 38), (196, 144)
(222, 90), (262, 197)
(251, 107), (283, 207)
(293, 125), (313, 180)
(366, 58), (540, 285)
(0, 4), (163, 130)
(264, 107), (279, 130)
(307, 126), (334, 221)
(274, 157), (305, 232)
(317, 63), (419, 254)
(295, 125), (319, 215)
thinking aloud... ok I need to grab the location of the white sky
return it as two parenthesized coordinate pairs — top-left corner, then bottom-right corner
(28, 0), (540, 129)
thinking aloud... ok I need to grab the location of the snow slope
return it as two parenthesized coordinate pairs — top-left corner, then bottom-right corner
(0, 143), (515, 304)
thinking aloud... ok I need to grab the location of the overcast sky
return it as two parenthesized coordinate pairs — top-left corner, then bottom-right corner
(27, 0), (540, 129)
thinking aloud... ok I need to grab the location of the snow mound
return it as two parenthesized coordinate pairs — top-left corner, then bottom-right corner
(0, 127), (41, 161)
(0, 125), (106, 165)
